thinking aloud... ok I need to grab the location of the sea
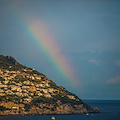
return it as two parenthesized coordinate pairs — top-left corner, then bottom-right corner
(0, 100), (120, 120)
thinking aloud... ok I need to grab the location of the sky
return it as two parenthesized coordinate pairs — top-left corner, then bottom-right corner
(0, 0), (120, 100)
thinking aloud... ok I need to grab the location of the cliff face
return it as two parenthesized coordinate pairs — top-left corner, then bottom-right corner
(0, 55), (99, 115)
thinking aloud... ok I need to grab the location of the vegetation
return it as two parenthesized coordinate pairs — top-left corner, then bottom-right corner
(0, 55), (24, 70)
(0, 77), (4, 82)
(32, 96), (55, 104)
(24, 104), (31, 111)
(0, 106), (7, 111)
(49, 80), (58, 89)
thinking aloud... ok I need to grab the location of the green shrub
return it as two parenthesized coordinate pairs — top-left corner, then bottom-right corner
(0, 106), (6, 111)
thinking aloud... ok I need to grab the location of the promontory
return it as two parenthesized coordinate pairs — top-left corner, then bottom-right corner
(0, 55), (100, 115)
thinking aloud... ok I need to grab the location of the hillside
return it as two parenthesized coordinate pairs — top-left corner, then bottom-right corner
(0, 55), (99, 115)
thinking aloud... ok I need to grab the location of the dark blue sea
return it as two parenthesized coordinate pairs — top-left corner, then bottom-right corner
(0, 100), (120, 120)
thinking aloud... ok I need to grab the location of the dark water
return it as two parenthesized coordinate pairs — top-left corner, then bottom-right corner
(0, 100), (120, 120)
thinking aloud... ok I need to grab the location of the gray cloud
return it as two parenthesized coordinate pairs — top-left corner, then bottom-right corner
(89, 59), (102, 65)
(116, 60), (120, 67)
(107, 76), (120, 84)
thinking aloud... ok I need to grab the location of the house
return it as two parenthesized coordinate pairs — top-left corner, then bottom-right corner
(9, 66), (12, 68)
(5, 90), (14, 95)
(35, 76), (41, 80)
(0, 70), (3, 74)
(42, 89), (48, 93)
(22, 89), (28, 93)
(3, 77), (7, 80)
(22, 93), (29, 97)
(22, 86), (30, 89)
(36, 88), (41, 91)
(5, 70), (9, 73)
(16, 71), (20, 74)
(0, 89), (4, 93)
(13, 87), (22, 92)
(23, 80), (30, 85)
(24, 98), (32, 103)
(30, 76), (35, 80)
(29, 86), (36, 92)
(45, 83), (49, 87)
(35, 91), (42, 96)
(30, 82), (34, 86)
(23, 69), (27, 72)
(4, 80), (9, 84)
(39, 83), (45, 87)
(9, 71), (16, 74)
(9, 85), (16, 89)
(0, 84), (7, 88)
(15, 92), (22, 96)
(12, 74), (16, 77)
(33, 74), (37, 76)
(44, 93), (51, 98)
(0, 93), (5, 96)
(16, 82), (22, 86)
(8, 76), (14, 80)
(48, 88), (54, 93)
(67, 95), (76, 100)
(35, 84), (39, 87)
(12, 107), (19, 110)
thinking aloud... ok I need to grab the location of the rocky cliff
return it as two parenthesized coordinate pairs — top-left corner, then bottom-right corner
(0, 55), (100, 115)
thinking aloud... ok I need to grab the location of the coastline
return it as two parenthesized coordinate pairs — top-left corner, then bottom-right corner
(0, 106), (100, 116)
(0, 111), (100, 116)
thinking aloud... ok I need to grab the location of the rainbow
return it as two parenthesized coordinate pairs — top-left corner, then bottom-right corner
(5, 2), (78, 86)
(25, 20), (76, 86)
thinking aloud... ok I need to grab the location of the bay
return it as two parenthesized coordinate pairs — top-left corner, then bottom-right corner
(0, 100), (120, 120)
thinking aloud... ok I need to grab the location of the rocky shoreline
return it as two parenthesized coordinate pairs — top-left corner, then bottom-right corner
(0, 102), (100, 116)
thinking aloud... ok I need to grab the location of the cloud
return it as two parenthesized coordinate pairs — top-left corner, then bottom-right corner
(66, 49), (97, 53)
(89, 59), (101, 65)
(107, 76), (120, 84)
(116, 60), (120, 67)
(66, 49), (84, 53)
(88, 50), (96, 54)
(104, 13), (120, 19)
